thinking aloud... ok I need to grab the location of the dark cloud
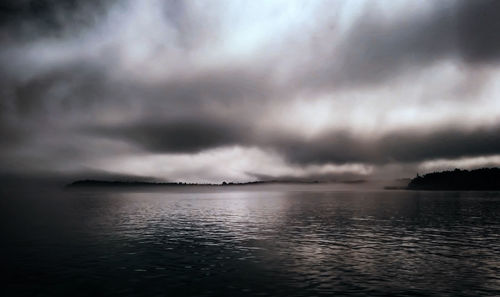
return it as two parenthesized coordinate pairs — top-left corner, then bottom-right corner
(305, 2), (454, 89)
(88, 117), (500, 166)
(0, 61), (110, 118)
(457, 0), (500, 63)
(92, 118), (251, 154)
(0, 0), (115, 40)
(300, 0), (500, 91)
(275, 125), (500, 165)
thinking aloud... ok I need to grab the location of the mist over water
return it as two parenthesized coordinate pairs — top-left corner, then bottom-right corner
(3, 185), (500, 296)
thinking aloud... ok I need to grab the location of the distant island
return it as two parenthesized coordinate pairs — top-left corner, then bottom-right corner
(67, 169), (500, 191)
(66, 179), (326, 188)
(407, 168), (500, 191)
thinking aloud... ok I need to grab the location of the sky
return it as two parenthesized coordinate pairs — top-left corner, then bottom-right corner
(1, 0), (500, 183)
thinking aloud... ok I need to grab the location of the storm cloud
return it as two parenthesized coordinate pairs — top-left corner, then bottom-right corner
(90, 119), (500, 164)
(1, 0), (500, 183)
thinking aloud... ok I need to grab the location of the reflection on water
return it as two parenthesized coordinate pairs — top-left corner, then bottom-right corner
(3, 186), (500, 296)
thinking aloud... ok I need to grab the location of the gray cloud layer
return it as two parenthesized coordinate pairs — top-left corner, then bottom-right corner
(1, 0), (500, 181)
(89, 119), (500, 165)
(295, 0), (500, 93)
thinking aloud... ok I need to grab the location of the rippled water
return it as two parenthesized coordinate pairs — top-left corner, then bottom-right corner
(3, 185), (500, 296)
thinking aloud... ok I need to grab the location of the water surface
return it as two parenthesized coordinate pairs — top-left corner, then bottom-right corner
(3, 185), (500, 296)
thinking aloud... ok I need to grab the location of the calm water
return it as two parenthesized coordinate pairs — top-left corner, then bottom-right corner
(2, 185), (500, 296)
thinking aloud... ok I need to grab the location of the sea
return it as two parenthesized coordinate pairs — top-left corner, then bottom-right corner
(2, 184), (500, 296)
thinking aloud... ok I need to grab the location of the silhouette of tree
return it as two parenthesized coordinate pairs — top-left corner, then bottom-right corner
(408, 168), (500, 190)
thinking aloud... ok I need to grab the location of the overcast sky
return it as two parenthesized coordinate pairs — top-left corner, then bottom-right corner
(1, 0), (500, 183)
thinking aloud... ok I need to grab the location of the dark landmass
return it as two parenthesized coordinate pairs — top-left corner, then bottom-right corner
(66, 179), (331, 188)
(68, 180), (197, 187)
(407, 168), (500, 190)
